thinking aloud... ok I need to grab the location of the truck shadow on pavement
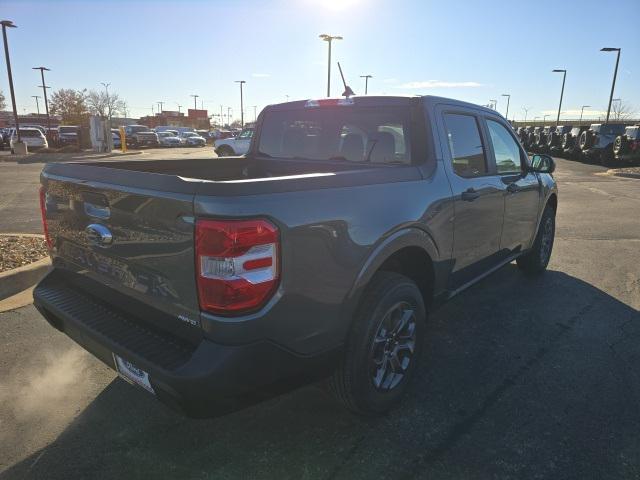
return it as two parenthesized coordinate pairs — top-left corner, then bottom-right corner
(3, 266), (639, 480)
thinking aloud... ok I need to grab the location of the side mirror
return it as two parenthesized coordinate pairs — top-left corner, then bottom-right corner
(529, 154), (555, 174)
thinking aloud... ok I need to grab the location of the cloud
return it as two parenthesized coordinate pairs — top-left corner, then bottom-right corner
(251, 73), (271, 78)
(395, 80), (483, 89)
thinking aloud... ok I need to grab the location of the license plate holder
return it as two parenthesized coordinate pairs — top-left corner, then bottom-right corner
(113, 354), (155, 395)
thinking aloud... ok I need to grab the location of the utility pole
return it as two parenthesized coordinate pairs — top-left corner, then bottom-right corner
(191, 94), (199, 110)
(32, 95), (41, 115)
(157, 101), (164, 113)
(601, 47), (621, 125)
(360, 74), (372, 94)
(235, 80), (246, 128)
(32, 66), (51, 136)
(552, 69), (566, 125)
(319, 34), (343, 97)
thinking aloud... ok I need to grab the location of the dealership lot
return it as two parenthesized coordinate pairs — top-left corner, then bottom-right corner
(0, 156), (639, 479)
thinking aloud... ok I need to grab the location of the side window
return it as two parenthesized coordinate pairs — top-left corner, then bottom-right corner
(443, 113), (488, 178)
(486, 119), (523, 174)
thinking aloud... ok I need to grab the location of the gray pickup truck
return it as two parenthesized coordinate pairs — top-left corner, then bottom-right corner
(34, 96), (558, 417)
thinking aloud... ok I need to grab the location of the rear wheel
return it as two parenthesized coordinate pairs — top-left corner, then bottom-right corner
(517, 206), (555, 274)
(217, 146), (235, 157)
(329, 272), (425, 415)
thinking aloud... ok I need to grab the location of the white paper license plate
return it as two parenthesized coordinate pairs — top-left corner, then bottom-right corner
(113, 354), (155, 395)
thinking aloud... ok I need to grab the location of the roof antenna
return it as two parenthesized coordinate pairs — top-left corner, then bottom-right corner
(337, 62), (355, 98)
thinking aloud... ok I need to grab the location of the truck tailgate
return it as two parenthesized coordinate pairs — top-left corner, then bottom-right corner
(41, 163), (202, 342)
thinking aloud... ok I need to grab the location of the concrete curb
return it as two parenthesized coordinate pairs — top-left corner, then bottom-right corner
(0, 257), (51, 301)
(1, 151), (142, 164)
(609, 171), (640, 179)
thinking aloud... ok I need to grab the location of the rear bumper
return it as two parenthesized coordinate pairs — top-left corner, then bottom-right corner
(33, 270), (339, 417)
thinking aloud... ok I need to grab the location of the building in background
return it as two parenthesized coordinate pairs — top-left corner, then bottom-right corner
(139, 109), (210, 129)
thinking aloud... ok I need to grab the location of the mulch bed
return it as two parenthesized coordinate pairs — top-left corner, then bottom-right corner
(0, 236), (48, 273)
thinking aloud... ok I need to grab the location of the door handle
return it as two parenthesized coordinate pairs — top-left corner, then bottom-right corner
(461, 188), (480, 202)
(506, 183), (519, 193)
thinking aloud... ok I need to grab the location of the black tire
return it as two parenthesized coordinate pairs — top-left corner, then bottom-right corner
(579, 130), (593, 150)
(329, 271), (426, 415)
(613, 135), (627, 155)
(517, 206), (555, 274)
(601, 146), (617, 167)
(216, 146), (235, 157)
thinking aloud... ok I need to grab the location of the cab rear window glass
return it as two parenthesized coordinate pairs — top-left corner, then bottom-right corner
(258, 106), (412, 165)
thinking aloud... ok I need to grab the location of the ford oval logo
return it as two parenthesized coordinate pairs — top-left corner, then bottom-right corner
(85, 224), (113, 247)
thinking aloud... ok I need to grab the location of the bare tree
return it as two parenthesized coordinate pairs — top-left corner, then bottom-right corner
(86, 90), (126, 118)
(611, 100), (634, 121)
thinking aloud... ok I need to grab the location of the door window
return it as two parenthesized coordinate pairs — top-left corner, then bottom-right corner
(443, 114), (488, 178)
(486, 119), (523, 174)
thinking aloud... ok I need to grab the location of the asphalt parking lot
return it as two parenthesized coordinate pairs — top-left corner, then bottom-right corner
(0, 154), (639, 479)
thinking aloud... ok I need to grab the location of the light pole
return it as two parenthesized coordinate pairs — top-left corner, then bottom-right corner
(101, 82), (111, 126)
(177, 103), (182, 113)
(501, 94), (510, 119)
(157, 101), (164, 113)
(227, 106), (232, 126)
(190, 94), (199, 110)
(235, 80), (246, 128)
(32, 66), (51, 136)
(1, 20), (20, 144)
(31, 95), (41, 115)
(552, 69), (566, 125)
(543, 114), (549, 124)
(579, 105), (590, 124)
(601, 47), (621, 125)
(319, 34), (342, 97)
(612, 98), (621, 120)
(522, 106), (530, 123)
(360, 74), (372, 95)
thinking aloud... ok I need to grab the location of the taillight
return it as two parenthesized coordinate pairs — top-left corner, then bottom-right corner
(195, 219), (279, 315)
(39, 186), (53, 250)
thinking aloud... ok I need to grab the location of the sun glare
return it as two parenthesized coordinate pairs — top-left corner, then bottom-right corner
(307, 0), (361, 12)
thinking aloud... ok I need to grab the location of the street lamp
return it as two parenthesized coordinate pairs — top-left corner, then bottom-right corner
(533, 116), (540, 124)
(543, 114), (549, 124)
(552, 69), (566, 125)
(176, 103), (182, 113)
(319, 34), (342, 97)
(579, 105), (590, 124)
(31, 95), (41, 115)
(190, 94), (199, 110)
(360, 74), (372, 95)
(601, 47), (621, 124)
(501, 94), (510, 119)
(32, 66), (51, 136)
(101, 82), (111, 126)
(235, 80), (246, 128)
(1, 20), (20, 145)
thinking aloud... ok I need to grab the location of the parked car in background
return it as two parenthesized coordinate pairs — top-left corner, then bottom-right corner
(10, 127), (48, 152)
(561, 126), (590, 158)
(213, 129), (234, 141)
(179, 131), (206, 147)
(111, 129), (121, 149)
(157, 131), (182, 147)
(214, 127), (254, 156)
(529, 126), (546, 152)
(579, 123), (626, 165)
(613, 125), (640, 164)
(547, 125), (572, 156)
(57, 125), (80, 146)
(124, 125), (159, 148)
(196, 130), (213, 144)
(0, 128), (10, 149)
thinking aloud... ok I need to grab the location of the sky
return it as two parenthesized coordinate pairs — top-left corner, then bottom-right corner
(2, 0), (639, 123)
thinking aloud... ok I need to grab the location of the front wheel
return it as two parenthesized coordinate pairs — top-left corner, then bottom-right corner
(329, 271), (426, 415)
(517, 206), (555, 274)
